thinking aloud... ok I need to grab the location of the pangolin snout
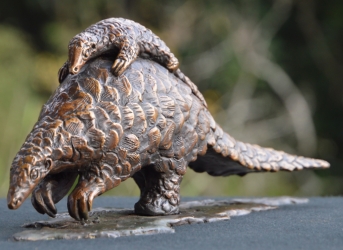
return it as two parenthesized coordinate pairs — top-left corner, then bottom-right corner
(7, 191), (22, 210)
(8, 197), (22, 209)
(68, 44), (84, 74)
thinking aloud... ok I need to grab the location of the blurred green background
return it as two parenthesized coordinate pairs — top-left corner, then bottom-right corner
(0, 0), (342, 199)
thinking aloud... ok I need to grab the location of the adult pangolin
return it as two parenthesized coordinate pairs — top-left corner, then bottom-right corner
(7, 56), (329, 220)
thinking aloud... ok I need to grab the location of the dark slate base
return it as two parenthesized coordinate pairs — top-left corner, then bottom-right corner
(1, 197), (343, 249)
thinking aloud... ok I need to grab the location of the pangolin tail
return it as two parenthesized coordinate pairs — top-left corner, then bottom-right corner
(189, 126), (330, 177)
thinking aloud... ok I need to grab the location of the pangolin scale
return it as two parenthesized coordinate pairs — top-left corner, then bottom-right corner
(7, 57), (329, 221)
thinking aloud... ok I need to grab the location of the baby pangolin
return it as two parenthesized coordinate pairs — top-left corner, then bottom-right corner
(58, 17), (207, 107)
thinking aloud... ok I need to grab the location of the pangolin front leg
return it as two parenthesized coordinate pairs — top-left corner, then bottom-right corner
(111, 37), (140, 76)
(67, 168), (121, 220)
(134, 159), (186, 216)
(31, 172), (78, 217)
(57, 61), (69, 84)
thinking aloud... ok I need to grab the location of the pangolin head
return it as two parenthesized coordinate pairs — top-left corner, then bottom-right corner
(7, 140), (53, 210)
(68, 32), (98, 75)
(7, 118), (73, 210)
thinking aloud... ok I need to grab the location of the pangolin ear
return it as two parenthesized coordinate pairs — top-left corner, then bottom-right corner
(45, 158), (53, 171)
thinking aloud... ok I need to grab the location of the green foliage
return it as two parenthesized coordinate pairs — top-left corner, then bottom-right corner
(0, 26), (41, 195)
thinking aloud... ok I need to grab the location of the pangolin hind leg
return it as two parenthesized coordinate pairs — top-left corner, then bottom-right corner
(133, 159), (186, 216)
(67, 167), (121, 220)
(31, 172), (78, 217)
(142, 45), (179, 73)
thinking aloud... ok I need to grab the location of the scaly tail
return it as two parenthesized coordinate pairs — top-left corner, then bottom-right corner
(189, 124), (330, 177)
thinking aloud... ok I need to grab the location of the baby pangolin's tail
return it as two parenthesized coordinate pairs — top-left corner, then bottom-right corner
(189, 124), (330, 177)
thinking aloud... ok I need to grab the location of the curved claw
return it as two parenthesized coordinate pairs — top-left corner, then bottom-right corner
(112, 58), (130, 76)
(67, 195), (81, 221)
(78, 195), (90, 220)
(31, 187), (57, 218)
(67, 189), (94, 221)
(67, 178), (106, 221)
(31, 193), (45, 215)
(58, 61), (69, 84)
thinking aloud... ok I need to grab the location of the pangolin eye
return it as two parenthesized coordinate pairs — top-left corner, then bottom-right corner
(91, 44), (96, 49)
(30, 169), (39, 180)
(84, 50), (90, 58)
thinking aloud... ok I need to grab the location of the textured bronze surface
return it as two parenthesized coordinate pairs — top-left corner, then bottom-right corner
(58, 17), (207, 107)
(12, 197), (307, 241)
(7, 57), (329, 221)
(7, 18), (329, 221)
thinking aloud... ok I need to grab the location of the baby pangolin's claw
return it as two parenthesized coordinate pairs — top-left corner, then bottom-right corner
(58, 61), (70, 84)
(112, 58), (131, 76)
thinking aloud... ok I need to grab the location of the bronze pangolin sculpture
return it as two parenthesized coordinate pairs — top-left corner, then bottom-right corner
(7, 19), (329, 221)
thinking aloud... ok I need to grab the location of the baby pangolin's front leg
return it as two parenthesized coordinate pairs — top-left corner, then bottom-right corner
(58, 61), (69, 84)
(111, 37), (140, 76)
